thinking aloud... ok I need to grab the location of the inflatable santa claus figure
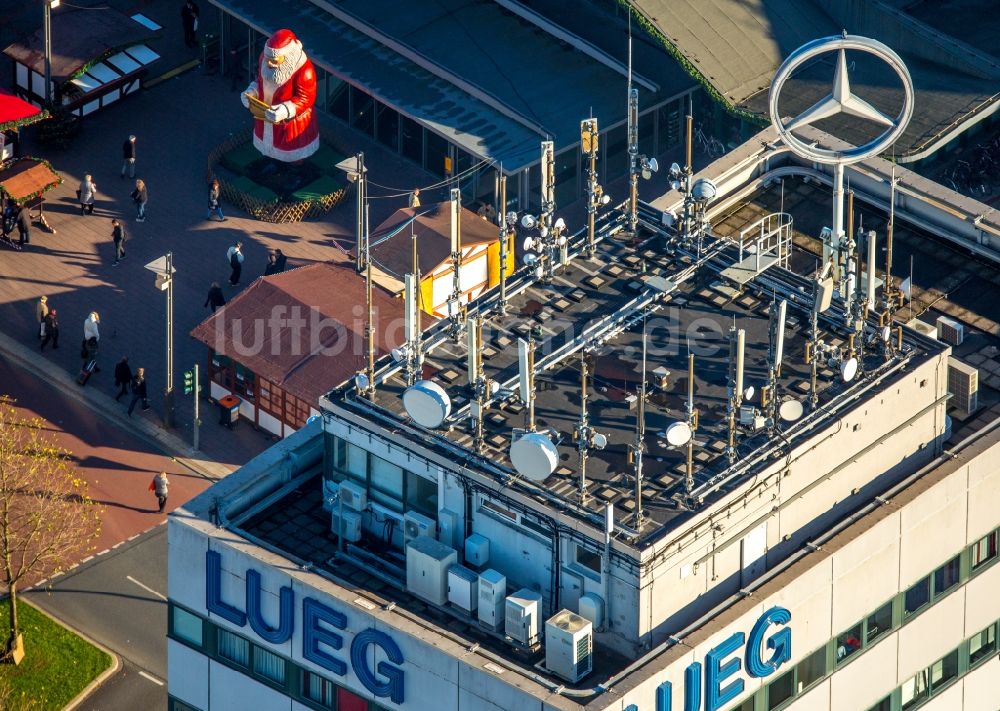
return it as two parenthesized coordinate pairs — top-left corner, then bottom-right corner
(240, 28), (319, 162)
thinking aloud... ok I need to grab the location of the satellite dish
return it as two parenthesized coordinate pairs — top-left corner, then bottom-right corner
(881, 325), (891, 342)
(670, 180), (682, 191)
(505, 211), (518, 226)
(779, 400), (804, 422)
(600, 194), (611, 205)
(669, 162), (682, 177)
(538, 226), (549, 239)
(641, 168), (652, 180)
(664, 421), (692, 447)
(510, 432), (559, 481)
(592, 432), (608, 450)
(557, 235), (567, 247)
(647, 157), (659, 173)
(534, 265), (544, 279)
(662, 211), (676, 227)
(743, 385), (756, 401)
(402, 380), (452, 428)
(524, 252), (539, 267)
(554, 217), (566, 230)
(521, 214), (537, 229)
(691, 178), (718, 202)
(488, 380), (500, 396)
(523, 236), (536, 252)
(841, 357), (859, 383)
(391, 347), (405, 363)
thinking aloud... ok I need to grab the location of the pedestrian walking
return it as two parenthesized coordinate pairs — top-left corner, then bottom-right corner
(227, 241), (244, 285)
(121, 135), (136, 179)
(264, 253), (278, 276)
(204, 281), (226, 312)
(206, 179), (226, 221)
(181, 0), (200, 48)
(111, 218), (126, 265)
(1, 199), (14, 242)
(114, 356), (132, 401)
(35, 295), (48, 337)
(274, 248), (287, 273)
(15, 203), (30, 245)
(79, 174), (97, 215)
(127, 367), (149, 417)
(131, 178), (148, 222)
(83, 311), (101, 372)
(409, 188), (421, 208)
(39, 309), (59, 350)
(150, 471), (170, 513)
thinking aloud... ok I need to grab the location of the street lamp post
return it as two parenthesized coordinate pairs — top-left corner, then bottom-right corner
(43, 0), (60, 106)
(145, 254), (176, 428)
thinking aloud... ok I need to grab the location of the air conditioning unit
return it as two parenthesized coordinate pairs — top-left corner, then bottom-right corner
(936, 316), (964, 346)
(505, 589), (542, 647)
(465, 534), (490, 569)
(330, 509), (362, 543)
(907, 318), (937, 340)
(578, 593), (605, 628)
(739, 406), (756, 426)
(404, 511), (437, 545)
(447, 564), (478, 613)
(478, 569), (506, 630)
(339, 480), (367, 511)
(406, 536), (457, 606)
(948, 357), (979, 419)
(545, 609), (593, 683)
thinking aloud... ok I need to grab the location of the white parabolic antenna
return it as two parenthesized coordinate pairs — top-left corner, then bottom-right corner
(744, 385), (756, 401)
(665, 421), (692, 447)
(402, 380), (452, 428)
(779, 400), (804, 422)
(841, 357), (859, 383)
(592, 432), (608, 450)
(510, 432), (559, 481)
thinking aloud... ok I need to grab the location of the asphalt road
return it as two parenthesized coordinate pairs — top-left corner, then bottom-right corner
(26, 527), (169, 709)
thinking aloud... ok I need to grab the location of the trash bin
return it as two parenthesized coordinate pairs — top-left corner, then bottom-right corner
(218, 394), (241, 429)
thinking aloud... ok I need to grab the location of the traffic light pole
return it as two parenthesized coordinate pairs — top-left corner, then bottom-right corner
(193, 363), (200, 451)
(163, 252), (175, 428)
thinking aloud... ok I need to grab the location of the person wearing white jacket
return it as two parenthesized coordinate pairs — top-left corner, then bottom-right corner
(79, 175), (97, 215)
(84, 312), (100, 342)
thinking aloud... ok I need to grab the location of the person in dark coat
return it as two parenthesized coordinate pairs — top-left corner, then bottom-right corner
(15, 204), (30, 245)
(206, 179), (225, 221)
(273, 248), (287, 273)
(39, 309), (59, 350)
(127, 367), (149, 416)
(111, 218), (126, 265)
(226, 241), (244, 286)
(114, 356), (132, 401)
(181, 0), (200, 48)
(204, 282), (226, 312)
(264, 253), (278, 276)
(121, 135), (136, 179)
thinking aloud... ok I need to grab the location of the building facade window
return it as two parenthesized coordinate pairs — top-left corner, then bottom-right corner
(329, 80), (350, 122)
(867, 697), (891, 711)
(574, 544), (602, 575)
(835, 623), (862, 663)
(302, 670), (335, 708)
(400, 115), (423, 165)
(370, 456), (405, 511)
(766, 668), (794, 710)
(969, 624), (996, 666)
(865, 601), (893, 644)
(350, 86), (375, 136)
(375, 100), (399, 151)
(932, 556), (960, 597)
(903, 577), (930, 616)
(171, 606), (203, 647)
(425, 130), (450, 178)
(253, 645), (286, 684)
(900, 668), (928, 709)
(928, 648), (958, 691)
(970, 531), (997, 570)
(216, 628), (250, 667)
(795, 646), (826, 693)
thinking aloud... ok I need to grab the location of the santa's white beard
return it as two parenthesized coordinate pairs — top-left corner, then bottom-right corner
(261, 45), (302, 87)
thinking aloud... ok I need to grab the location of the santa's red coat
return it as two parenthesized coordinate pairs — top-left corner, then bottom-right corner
(251, 57), (320, 162)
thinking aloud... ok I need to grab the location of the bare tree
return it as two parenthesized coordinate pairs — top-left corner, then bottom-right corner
(0, 396), (101, 663)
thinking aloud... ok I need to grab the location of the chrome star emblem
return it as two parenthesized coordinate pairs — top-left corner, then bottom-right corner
(769, 35), (914, 165)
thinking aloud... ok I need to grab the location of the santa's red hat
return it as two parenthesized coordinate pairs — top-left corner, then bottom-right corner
(264, 29), (302, 58)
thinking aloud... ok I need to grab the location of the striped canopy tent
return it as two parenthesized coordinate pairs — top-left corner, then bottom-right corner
(0, 88), (47, 132)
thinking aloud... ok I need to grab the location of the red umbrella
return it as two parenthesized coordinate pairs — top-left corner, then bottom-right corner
(0, 88), (47, 132)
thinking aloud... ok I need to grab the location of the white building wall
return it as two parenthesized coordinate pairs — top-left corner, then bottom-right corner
(168, 639), (209, 710)
(209, 660), (292, 710)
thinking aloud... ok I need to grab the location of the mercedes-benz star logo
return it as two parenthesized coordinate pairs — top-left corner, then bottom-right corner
(769, 34), (914, 165)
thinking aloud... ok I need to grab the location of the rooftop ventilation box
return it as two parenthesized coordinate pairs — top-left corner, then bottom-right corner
(406, 535), (457, 606)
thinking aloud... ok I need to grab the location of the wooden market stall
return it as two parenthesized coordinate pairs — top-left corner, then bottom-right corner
(3, 8), (161, 116)
(0, 157), (62, 234)
(0, 88), (47, 161)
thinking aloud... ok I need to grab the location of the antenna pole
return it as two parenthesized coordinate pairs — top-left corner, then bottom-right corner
(632, 327), (647, 527)
(844, 190), (856, 327)
(498, 171), (509, 314)
(526, 337), (536, 432)
(449, 187), (464, 341)
(582, 119), (600, 258)
(577, 353), (590, 504)
(540, 141), (556, 282)
(470, 317), (485, 453)
(726, 325), (745, 462)
(365, 204), (376, 401)
(355, 152), (366, 273)
(683, 114), (694, 242)
(885, 169), (897, 313)
(685, 352), (696, 496)
(809, 307), (819, 410)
